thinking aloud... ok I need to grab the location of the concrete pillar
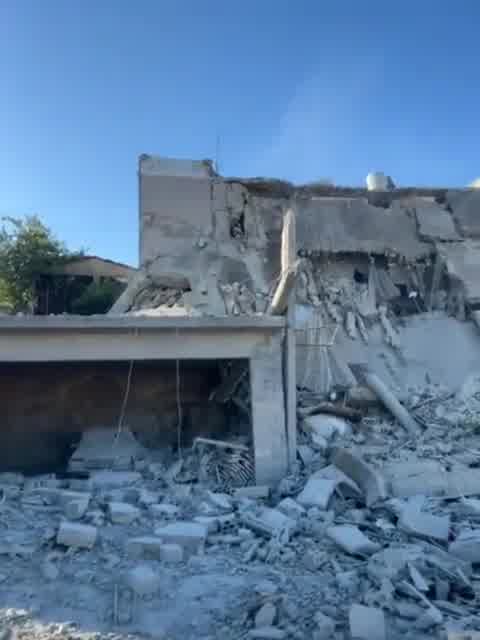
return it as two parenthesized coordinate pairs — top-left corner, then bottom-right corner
(250, 336), (288, 486)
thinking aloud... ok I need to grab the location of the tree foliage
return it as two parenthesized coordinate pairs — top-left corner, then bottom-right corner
(0, 216), (74, 312)
(70, 279), (124, 315)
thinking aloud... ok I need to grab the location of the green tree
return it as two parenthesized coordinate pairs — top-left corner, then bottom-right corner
(0, 216), (74, 312)
(70, 279), (124, 315)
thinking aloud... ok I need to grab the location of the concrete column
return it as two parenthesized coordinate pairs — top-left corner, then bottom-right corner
(250, 336), (288, 486)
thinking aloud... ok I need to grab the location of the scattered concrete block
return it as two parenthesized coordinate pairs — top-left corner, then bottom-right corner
(64, 497), (90, 521)
(349, 604), (386, 640)
(277, 497), (306, 518)
(90, 471), (142, 489)
(109, 502), (140, 525)
(125, 536), (163, 560)
(206, 491), (233, 512)
(57, 521), (97, 549)
(367, 545), (424, 582)
(313, 611), (335, 639)
(159, 543), (183, 563)
(296, 477), (337, 509)
(248, 628), (286, 640)
(449, 529), (480, 562)
(125, 565), (160, 596)
(398, 503), (450, 543)
(327, 525), (380, 556)
(255, 603), (277, 628)
(57, 490), (92, 508)
(149, 503), (179, 518)
(138, 489), (160, 506)
(234, 486), (270, 499)
(332, 447), (387, 506)
(155, 521), (208, 553)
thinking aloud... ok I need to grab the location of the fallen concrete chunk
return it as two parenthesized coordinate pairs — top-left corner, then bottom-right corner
(257, 508), (296, 537)
(296, 477), (337, 509)
(159, 543), (183, 563)
(125, 536), (163, 560)
(277, 497), (306, 518)
(349, 604), (386, 640)
(155, 522), (208, 553)
(385, 461), (480, 499)
(57, 521), (97, 549)
(64, 497), (90, 521)
(332, 448), (387, 506)
(125, 565), (160, 596)
(327, 525), (380, 556)
(248, 628), (286, 640)
(449, 529), (480, 563)
(109, 502), (140, 525)
(90, 471), (142, 489)
(255, 603), (277, 628)
(206, 491), (232, 512)
(234, 486), (270, 499)
(314, 611), (335, 639)
(398, 503), (450, 543)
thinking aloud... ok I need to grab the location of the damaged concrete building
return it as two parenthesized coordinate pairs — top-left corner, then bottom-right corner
(5, 156), (480, 639)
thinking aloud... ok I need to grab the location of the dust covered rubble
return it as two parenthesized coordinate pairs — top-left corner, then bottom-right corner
(2, 384), (480, 639)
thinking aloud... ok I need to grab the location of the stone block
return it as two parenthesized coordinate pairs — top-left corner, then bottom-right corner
(109, 502), (140, 525)
(125, 536), (163, 560)
(155, 521), (208, 553)
(326, 525), (380, 556)
(57, 521), (97, 549)
(349, 604), (386, 640)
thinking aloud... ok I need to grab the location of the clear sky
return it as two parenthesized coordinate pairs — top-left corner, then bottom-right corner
(1, 1), (479, 265)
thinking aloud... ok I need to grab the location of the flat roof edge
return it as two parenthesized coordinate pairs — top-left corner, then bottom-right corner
(0, 315), (285, 332)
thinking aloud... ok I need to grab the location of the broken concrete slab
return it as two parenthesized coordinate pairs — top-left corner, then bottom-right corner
(206, 491), (233, 512)
(449, 529), (480, 563)
(398, 503), (450, 543)
(255, 603), (277, 628)
(109, 502), (140, 525)
(64, 497), (90, 521)
(159, 543), (184, 563)
(326, 525), (380, 556)
(332, 447), (387, 506)
(155, 521), (208, 553)
(57, 521), (97, 550)
(349, 604), (386, 640)
(296, 477), (337, 510)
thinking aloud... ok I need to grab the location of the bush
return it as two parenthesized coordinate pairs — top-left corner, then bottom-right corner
(70, 279), (124, 315)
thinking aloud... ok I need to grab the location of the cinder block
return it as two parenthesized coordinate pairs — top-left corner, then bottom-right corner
(57, 521), (97, 549)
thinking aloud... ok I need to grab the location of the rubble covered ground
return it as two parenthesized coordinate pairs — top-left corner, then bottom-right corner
(3, 375), (480, 640)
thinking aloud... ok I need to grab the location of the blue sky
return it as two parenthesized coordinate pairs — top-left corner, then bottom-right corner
(1, 1), (479, 265)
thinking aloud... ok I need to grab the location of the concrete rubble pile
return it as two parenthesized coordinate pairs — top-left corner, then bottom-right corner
(3, 374), (480, 639)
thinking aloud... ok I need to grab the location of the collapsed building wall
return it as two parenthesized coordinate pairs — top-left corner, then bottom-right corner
(136, 155), (480, 396)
